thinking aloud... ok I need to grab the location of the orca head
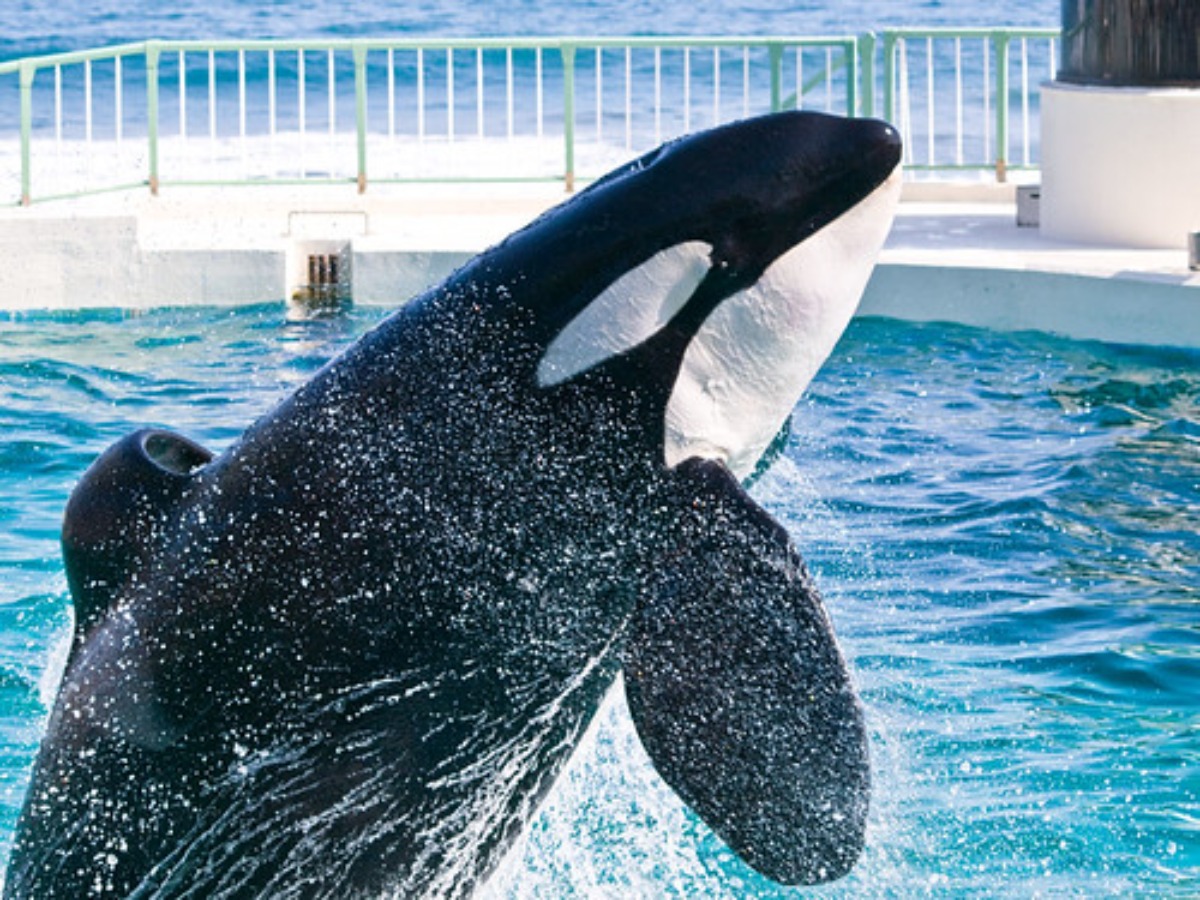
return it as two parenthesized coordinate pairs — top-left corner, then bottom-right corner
(534, 111), (902, 479)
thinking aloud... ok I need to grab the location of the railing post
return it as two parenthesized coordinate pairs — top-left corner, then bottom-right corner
(859, 32), (876, 118)
(354, 44), (368, 194)
(994, 32), (1010, 183)
(19, 61), (33, 205)
(561, 43), (576, 192)
(146, 42), (160, 195)
(881, 31), (897, 126)
(844, 39), (859, 117)
(769, 43), (784, 112)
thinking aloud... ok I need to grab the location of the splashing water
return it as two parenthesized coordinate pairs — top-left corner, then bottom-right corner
(0, 307), (1196, 896)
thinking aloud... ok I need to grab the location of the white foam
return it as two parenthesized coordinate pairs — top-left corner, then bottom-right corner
(0, 132), (641, 202)
(36, 612), (73, 713)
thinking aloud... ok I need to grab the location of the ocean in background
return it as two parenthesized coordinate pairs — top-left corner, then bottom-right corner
(0, 0), (1064, 194)
(2, 0), (1060, 62)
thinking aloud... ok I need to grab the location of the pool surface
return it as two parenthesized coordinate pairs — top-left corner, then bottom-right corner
(1, 306), (1197, 896)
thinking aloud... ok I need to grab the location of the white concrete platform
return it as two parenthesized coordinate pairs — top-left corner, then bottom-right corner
(1, 181), (1198, 349)
(1040, 83), (1200, 248)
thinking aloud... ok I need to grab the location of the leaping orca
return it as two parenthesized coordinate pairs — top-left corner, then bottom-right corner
(5, 110), (902, 898)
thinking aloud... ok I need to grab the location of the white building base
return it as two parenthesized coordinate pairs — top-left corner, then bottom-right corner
(1041, 82), (1200, 249)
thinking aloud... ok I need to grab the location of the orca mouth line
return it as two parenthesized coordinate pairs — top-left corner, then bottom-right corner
(687, 141), (902, 329)
(713, 120), (902, 281)
(535, 114), (904, 416)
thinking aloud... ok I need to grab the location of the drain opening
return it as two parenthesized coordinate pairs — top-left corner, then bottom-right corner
(292, 250), (351, 314)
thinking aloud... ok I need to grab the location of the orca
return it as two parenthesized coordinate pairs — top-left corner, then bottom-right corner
(5, 110), (901, 898)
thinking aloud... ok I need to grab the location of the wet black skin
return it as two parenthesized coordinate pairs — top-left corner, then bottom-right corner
(5, 111), (901, 898)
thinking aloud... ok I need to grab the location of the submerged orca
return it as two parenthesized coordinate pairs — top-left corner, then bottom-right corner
(6, 111), (901, 898)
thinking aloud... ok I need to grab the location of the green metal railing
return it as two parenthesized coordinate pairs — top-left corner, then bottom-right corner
(881, 28), (1060, 181)
(0, 30), (1058, 206)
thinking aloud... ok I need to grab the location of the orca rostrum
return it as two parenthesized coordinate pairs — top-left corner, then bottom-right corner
(5, 110), (902, 898)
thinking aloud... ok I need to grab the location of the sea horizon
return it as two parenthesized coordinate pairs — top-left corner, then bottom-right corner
(4, 0), (1060, 62)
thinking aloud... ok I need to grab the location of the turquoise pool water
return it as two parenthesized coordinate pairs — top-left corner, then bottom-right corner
(0, 307), (1196, 896)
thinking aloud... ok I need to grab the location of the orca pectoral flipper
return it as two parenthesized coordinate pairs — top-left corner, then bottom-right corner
(624, 457), (868, 885)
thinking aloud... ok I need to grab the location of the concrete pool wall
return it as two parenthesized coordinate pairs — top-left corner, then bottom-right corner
(0, 181), (1198, 350)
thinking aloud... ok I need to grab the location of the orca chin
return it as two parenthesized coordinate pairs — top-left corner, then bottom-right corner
(666, 164), (903, 478)
(6, 111), (901, 898)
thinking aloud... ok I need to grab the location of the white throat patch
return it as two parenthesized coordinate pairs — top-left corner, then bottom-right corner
(664, 169), (902, 479)
(534, 166), (901, 481)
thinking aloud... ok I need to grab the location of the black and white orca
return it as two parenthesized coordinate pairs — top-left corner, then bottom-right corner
(5, 110), (901, 898)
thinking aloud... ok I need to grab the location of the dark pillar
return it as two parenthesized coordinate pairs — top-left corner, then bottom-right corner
(1059, 0), (1200, 86)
